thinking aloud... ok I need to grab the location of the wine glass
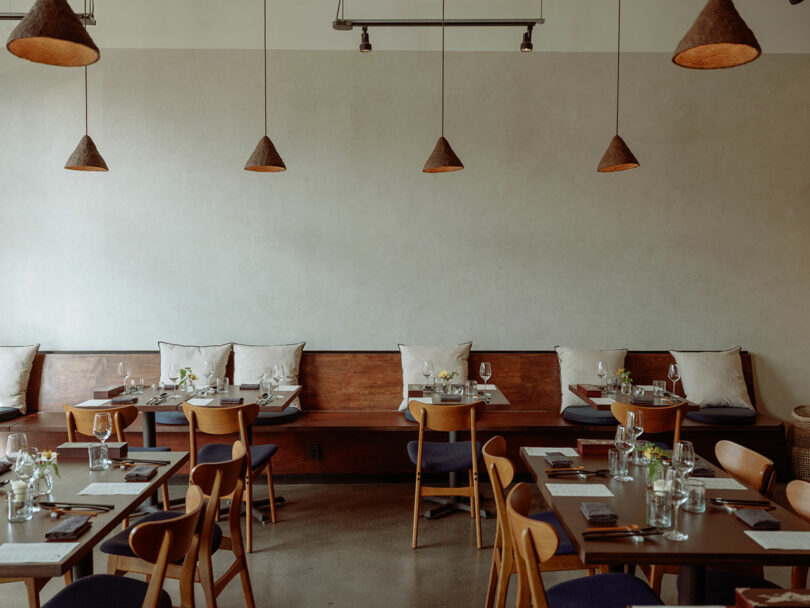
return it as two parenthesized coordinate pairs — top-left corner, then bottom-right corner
(5, 433), (28, 463)
(613, 425), (635, 482)
(261, 370), (274, 400)
(422, 360), (434, 390)
(668, 363), (681, 397)
(630, 410), (645, 465)
(168, 363), (181, 400)
(203, 360), (215, 395)
(118, 361), (132, 393)
(479, 362), (492, 398)
(272, 364), (285, 392)
(13, 448), (37, 483)
(672, 440), (695, 476)
(94, 412), (113, 444)
(664, 469), (690, 542)
(597, 361), (609, 392)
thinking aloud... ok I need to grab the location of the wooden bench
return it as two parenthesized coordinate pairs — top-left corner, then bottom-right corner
(0, 350), (788, 477)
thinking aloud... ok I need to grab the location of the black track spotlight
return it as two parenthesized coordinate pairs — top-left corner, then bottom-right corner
(359, 26), (372, 52)
(520, 25), (533, 52)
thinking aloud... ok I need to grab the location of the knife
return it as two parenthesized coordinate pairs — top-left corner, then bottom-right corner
(711, 498), (771, 506)
(37, 501), (114, 511)
(111, 457), (169, 466)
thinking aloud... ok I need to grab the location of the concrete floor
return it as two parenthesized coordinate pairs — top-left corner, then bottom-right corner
(1, 482), (793, 607)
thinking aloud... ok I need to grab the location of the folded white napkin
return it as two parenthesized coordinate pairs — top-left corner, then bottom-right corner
(478, 384), (496, 390)
(75, 399), (112, 408)
(278, 385), (300, 391)
(187, 398), (215, 406)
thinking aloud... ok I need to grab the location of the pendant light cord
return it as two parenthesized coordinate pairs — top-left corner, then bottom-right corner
(83, 0), (88, 136)
(441, 0), (445, 138)
(264, 0), (268, 137)
(615, 0), (621, 136)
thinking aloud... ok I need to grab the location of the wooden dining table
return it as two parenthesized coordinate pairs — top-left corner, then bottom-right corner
(521, 447), (810, 605)
(568, 384), (700, 411)
(0, 451), (188, 582)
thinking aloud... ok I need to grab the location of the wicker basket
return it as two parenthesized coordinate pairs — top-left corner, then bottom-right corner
(790, 405), (810, 480)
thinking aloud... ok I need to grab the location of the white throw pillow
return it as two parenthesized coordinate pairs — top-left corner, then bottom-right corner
(158, 342), (232, 388)
(0, 344), (39, 413)
(233, 342), (305, 409)
(398, 343), (472, 411)
(556, 346), (627, 412)
(670, 347), (754, 409)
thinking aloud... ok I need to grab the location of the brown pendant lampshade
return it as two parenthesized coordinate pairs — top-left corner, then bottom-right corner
(598, 135), (639, 173)
(673, 0), (761, 69)
(245, 0), (286, 173)
(65, 134), (108, 171)
(6, 0), (99, 67)
(423, 0), (463, 174)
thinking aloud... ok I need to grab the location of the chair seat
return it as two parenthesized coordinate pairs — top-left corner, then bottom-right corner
(404, 409), (418, 423)
(199, 443), (278, 470)
(42, 573), (172, 608)
(546, 572), (662, 608)
(563, 406), (619, 426)
(155, 411), (189, 425)
(0, 407), (20, 422)
(254, 406), (301, 426)
(407, 440), (482, 473)
(700, 568), (779, 605)
(100, 510), (223, 558)
(530, 510), (576, 555)
(129, 446), (171, 452)
(687, 407), (757, 425)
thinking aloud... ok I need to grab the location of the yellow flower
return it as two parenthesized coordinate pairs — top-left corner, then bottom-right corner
(439, 370), (449, 379)
(190, 374), (197, 380)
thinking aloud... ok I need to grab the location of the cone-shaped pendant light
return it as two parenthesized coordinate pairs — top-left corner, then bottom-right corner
(6, 0), (99, 67)
(423, 0), (463, 173)
(597, 0), (638, 173)
(673, 0), (760, 69)
(245, 0), (286, 172)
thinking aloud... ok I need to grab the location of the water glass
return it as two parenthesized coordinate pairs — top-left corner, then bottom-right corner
(8, 481), (33, 522)
(465, 380), (478, 396)
(652, 380), (666, 397)
(685, 479), (706, 513)
(634, 385), (645, 397)
(608, 449), (620, 478)
(217, 377), (229, 393)
(89, 443), (109, 471)
(646, 489), (672, 528)
(5, 432), (28, 461)
(452, 384), (465, 397)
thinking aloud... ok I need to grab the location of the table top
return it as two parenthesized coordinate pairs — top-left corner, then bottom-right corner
(521, 447), (810, 567)
(0, 451), (188, 578)
(407, 384), (511, 411)
(568, 384), (700, 412)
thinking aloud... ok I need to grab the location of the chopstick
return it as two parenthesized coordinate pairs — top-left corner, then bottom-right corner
(547, 469), (610, 478)
(586, 524), (639, 533)
(712, 498), (771, 506)
(48, 508), (101, 518)
(582, 528), (661, 540)
(111, 458), (169, 466)
(37, 501), (114, 511)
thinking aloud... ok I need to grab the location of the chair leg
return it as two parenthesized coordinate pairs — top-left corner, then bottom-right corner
(472, 469), (482, 549)
(494, 545), (513, 608)
(23, 578), (45, 608)
(198, 552), (217, 608)
(649, 564), (664, 595)
(106, 554), (120, 575)
(412, 471), (422, 549)
(266, 463), (277, 524)
(792, 565), (809, 588)
(245, 477), (254, 553)
(239, 563), (257, 608)
(161, 483), (170, 511)
(62, 571), (72, 585)
(484, 528), (501, 608)
(469, 470), (475, 519)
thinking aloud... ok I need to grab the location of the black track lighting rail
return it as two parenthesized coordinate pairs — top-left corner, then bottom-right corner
(333, 18), (544, 30)
(0, 12), (96, 25)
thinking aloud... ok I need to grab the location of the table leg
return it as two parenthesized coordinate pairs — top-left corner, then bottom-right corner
(141, 411), (157, 448)
(678, 564), (706, 605)
(71, 552), (93, 579)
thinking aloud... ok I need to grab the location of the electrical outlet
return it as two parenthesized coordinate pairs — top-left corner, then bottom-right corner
(308, 444), (322, 460)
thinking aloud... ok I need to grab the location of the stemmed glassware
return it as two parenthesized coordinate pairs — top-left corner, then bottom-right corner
(13, 448), (37, 484)
(664, 468), (690, 542)
(597, 361), (610, 393)
(668, 363), (681, 397)
(203, 360), (216, 395)
(422, 360), (434, 390)
(479, 362), (492, 398)
(168, 363), (181, 400)
(613, 424), (635, 482)
(672, 440), (695, 476)
(5, 433), (28, 463)
(272, 363), (285, 390)
(94, 412), (112, 444)
(629, 410), (645, 465)
(118, 361), (132, 393)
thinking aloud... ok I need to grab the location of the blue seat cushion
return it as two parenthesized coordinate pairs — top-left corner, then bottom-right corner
(701, 569), (778, 606)
(155, 411), (189, 425)
(198, 442), (277, 470)
(43, 573), (171, 608)
(407, 440), (482, 473)
(254, 406), (301, 425)
(687, 407), (757, 425)
(563, 406), (618, 426)
(0, 407), (20, 422)
(404, 409), (417, 423)
(129, 446), (171, 452)
(530, 510), (576, 555)
(100, 510), (223, 559)
(546, 572), (662, 608)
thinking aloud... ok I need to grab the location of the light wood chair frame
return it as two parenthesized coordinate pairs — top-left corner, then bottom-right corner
(610, 401), (688, 445)
(409, 399), (484, 550)
(715, 439), (775, 497)
(183, 402), (276, 554)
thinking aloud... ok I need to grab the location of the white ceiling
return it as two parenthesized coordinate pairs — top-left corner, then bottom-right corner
(2, 0), (810, 53)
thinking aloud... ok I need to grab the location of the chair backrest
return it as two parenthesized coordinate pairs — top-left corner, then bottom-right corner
(787, 480), (810, 523)
(482, 436), (516, 550)
(715, 439), (775, 497)
(610, 401), (687, 444)
(182, 402), (259, 436)
(407, 400), (485, 432)
(129, 484), (204, 608)
(505, 483), (559, 608)
(63, 404), (139, 443)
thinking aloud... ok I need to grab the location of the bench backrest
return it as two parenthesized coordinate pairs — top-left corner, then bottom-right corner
(25, 350), (757, 413)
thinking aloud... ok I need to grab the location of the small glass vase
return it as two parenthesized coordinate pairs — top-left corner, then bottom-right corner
(8, 482), (33, 522)
(33, 469), (54, 497)
(621, 382), (632, 396)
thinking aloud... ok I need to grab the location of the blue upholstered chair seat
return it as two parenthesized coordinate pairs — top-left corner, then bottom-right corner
(699, 569), (778, 605)
(530, 510), (576, 555)
(406, 440), (482, 473)
(0, 407), (20, 422)
(545, 572), (662, 608)
(198, 443), (277, 470)
(562, 406), (618, 426)
(404, 409), (417, 423)
(155, 411), (189, 425)
(100, 510), (222, 558)
(42, 573), (172, 608)
(255, 406), (301, 425)
(687, 407), (757, 425)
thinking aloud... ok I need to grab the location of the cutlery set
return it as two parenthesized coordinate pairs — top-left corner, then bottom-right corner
(582, 526), (662, 541)
(546, 467), (611, 478)
(146, 393), (169, 406)
(111, 457), (170, 467)
(37, 501), (115, 518)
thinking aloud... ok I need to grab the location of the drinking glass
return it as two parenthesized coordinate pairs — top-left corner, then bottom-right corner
(668, 363), (681, 396)
(613, 425), (634, 482)
(479, 362), (492, 397)
(652, 380), (666, 397)
(203, 360), (215, 395)
(630, 410), (645, 465)
(664, 469), (689, 541)
(422, 360), (434, 390)
(5, 433), (28, 462)
(672, 440), (695, 476)
(138, 378), (145, 394)
(685, 479), (706, 513)
(94, 412), (112, 444)
(118, 361), (132, 393)
(14, 448), (37, 483)
(261, 370), (274, 400)
(168, 364), (181, 399)
(272, 363), (285, 389)
(597, 361), (609, 392)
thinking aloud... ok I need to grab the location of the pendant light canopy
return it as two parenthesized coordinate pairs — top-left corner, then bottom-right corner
(6, 0), (99, 67)
(65, 134), (107, 171)
(673, 0), (761, 69)
(245, 0), (286, 172)
(597, 0), (638, 173)
(423, 0), (463, 174)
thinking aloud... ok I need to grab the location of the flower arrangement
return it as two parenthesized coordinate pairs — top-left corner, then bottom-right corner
(36, 449), (60, 479)
(616, 368), (632, 385)
(178, 367), (197, 394)
(635, 441), (671, 486)
(438, 369), (458, 390)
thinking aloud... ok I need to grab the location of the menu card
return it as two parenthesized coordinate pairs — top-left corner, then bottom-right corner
(75, 399), (112, 408)
(187, 398), (215, 406)
(79, 482), (150, 495)
(697, 477), (747, 490)
(591, 398), (614, 406)
(546, 483), (614, 497)
(0, 543), (79, 563)
(744, 531), (810, 550)
(524, 447), (579, 458)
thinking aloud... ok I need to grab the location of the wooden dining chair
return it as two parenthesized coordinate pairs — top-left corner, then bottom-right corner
(43, 485), (205, 608)
(609, 401), (688, 444)
(787, 479), (810, 587)
(407, 399), (485, 549)
(183, 402), (279, 553)
(104, 441), (255, 608)
(483, 437), (590, 608)
(505, 483), (663, 608)
(715, 440), (776, 497)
